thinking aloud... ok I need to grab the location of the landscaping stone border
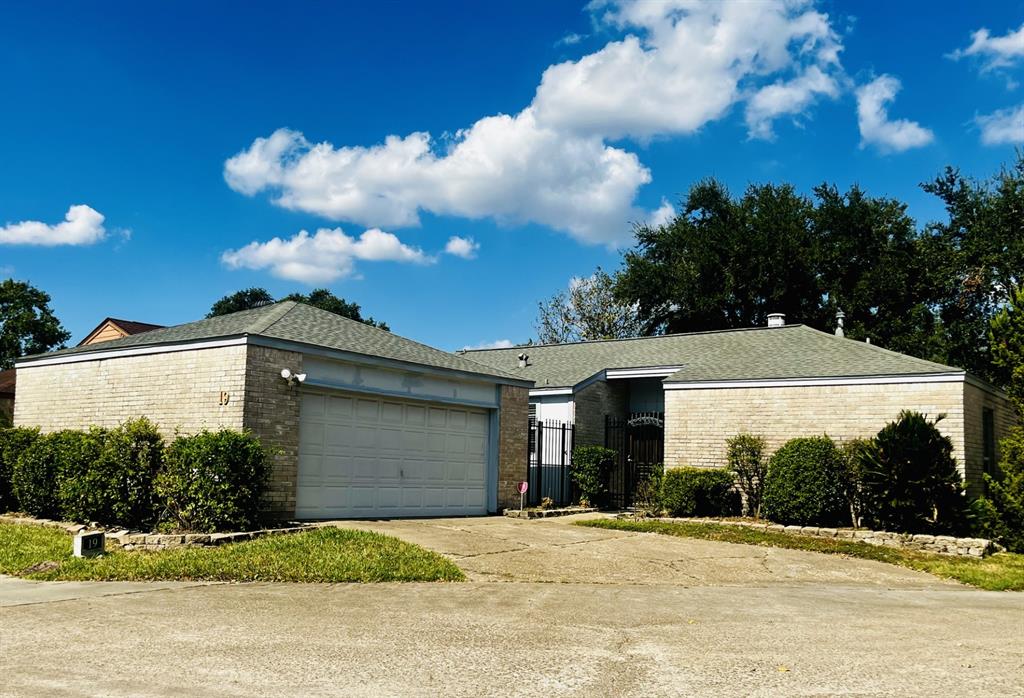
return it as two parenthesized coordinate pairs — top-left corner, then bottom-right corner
(504, 506), (597, 519)
(0, 514), (315, 551)
(654, 517), (999, 558)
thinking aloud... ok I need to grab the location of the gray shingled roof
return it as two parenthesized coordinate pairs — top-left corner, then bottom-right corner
(462, 325), (963, 388)
(21, 301), (527, 383)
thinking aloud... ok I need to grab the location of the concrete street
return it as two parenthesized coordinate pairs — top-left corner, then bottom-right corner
(2, 515), (1022, 697)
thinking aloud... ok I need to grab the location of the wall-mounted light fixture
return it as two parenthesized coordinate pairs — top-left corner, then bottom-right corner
(280, 368), (307, 386)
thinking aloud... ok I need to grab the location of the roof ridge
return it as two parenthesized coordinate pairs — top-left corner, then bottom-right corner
(461, 324), (805, 353)
(795, 324), (962, 373)
(245, 300), (298, 335)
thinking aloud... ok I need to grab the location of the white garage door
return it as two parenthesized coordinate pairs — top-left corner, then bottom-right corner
(296, 391), (490, 518)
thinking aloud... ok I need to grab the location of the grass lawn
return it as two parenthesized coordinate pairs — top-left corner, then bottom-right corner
(0, 523), (464, 583)
(577, 518), (1024, 592)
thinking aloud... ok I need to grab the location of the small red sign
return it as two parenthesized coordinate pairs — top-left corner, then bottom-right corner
(517, 481), (529, 495)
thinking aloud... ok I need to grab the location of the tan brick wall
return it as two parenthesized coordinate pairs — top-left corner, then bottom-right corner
(574, 380), (628, 448)
(664, 380), (988, 489)
(498, 385), (529, 510)
(963, 383), (1018, 493)
(243, 345), (302, 518)
(13, 345), (248, 436)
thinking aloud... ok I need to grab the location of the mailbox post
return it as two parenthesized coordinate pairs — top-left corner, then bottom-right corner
(73, 531), (105, 558)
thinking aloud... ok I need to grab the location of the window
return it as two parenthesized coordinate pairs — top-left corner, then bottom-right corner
(982, 407), (996, 479)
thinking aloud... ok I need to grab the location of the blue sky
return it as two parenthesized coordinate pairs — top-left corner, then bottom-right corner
(1, 1), (1021, 351)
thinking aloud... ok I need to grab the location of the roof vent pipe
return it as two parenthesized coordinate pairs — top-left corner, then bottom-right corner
(835, 309), (846, 338)
(517, 352), (529, 368)
(767, 313), (786, 328)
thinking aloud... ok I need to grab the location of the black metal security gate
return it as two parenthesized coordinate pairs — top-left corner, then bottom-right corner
(604, 413), (665, 508)
(527, 419), (575, 506)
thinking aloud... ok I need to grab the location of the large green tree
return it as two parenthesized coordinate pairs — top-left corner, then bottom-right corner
(919, 153), (1024, 383)
(206, 287), (275, 317)
(811, 183), (943, 359)
(0, 279), (70, 369)
(615, 180), (819, 334)
(208, 287), (388, 330)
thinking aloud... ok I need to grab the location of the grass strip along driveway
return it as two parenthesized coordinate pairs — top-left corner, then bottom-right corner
(577, 518), (1024, 592)
(0, 523), (463, 583)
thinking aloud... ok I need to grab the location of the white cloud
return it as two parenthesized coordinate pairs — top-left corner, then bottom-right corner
(221, 227), (433, 284)
(950, 22), (1024, 73)
(444, 236), (480, 259)
(0, 205), (106, 246)
(555, 32), (585, 47)
(745, 66), (841, 140)
(224, 1), (846, 245)
(648, 199), (675, 227)
(224, 115), (652, 245)
(976, 104), (1024, 145)
(461, 339), (514, 351)
(534, 0), (843, 141)
(854, 75), (934, 152)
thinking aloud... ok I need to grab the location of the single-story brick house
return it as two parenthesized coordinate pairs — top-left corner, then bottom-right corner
(463, 316), (1017, 499)
(14, 301), (531, 519)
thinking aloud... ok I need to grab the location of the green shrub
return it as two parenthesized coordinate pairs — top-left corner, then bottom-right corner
(633, 462), (665, 515)
(661, 467), (739, 518)
(839, 437), (873, 528)
(971, 425), (1024, 552)
(57, 418), (164, 528)
(0, 427), (39, 512)
(155, 430), (270, 532)
(762, 436), (847, 526)
(858, 411), (967, 535)
(13, 430), (104, 518)
(569, 446), (617, 508)
(726, 433), (767, 518)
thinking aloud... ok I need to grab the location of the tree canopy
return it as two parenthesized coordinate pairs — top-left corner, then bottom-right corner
(535, 267), (642, 344)
(0, 279), (71, 369)
(542, 152), (1023, 385)
(208, 287), (388, 330)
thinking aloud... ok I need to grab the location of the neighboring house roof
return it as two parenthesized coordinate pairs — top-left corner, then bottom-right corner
(0, 368), (14, 397)
(21, 301), (528, 384)
(462, 325), (964, 389)
(78, 317), (166, 346)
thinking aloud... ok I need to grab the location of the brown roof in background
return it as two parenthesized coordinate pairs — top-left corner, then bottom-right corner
(0, 369), (15, 396)
(77, 317), (165, 346)
(108, 319), (165, 335)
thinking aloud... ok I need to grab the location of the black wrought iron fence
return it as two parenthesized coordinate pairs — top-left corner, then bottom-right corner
(527, 419), (575, 506)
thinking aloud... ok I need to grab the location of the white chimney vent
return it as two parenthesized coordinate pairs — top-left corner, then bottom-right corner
(517, 352), (529, 368)
(767, 313), (786, 328)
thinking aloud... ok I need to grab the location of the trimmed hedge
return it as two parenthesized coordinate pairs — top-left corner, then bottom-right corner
(57, 418), (164, 529)
(155, 429), (271, 532)
(570, 446), (617, 507)
(13, 430), (104, 519)
(662, 467), (739, 518)
(0, 427), (39, 512)
(761, 436), (847, 526)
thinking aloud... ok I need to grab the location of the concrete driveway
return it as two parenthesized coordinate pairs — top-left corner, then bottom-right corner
(2, 514), (1022, 697)
(330, 513), (959, 588)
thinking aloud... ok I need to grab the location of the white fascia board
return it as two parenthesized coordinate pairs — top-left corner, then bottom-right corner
(529, 387), (573, 397)
(605, 366), (685, 379)
(663, 372), (969, 390)
(15, 337), (249, 368)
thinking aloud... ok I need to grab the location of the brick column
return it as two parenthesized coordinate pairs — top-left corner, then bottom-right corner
(243, 345), (302, 519)
(497, 385), (529, 510)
